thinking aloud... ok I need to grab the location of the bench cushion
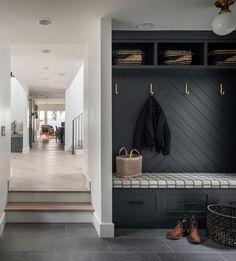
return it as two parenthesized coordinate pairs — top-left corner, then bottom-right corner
(112, 173), (236, 189)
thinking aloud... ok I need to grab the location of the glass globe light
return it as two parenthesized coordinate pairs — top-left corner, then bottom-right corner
(212, 11), (235, 35)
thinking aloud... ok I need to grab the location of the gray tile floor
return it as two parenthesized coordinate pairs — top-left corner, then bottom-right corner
(0, 224), (235, 261)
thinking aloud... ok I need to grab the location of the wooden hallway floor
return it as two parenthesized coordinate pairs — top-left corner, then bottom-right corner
(10, 138), (88, 191)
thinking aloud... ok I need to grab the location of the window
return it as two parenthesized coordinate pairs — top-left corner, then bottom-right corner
(47, 111), (65, 127)
(39, 111), (45, 127)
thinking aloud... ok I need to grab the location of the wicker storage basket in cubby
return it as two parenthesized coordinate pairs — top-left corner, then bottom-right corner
(207, 205), (236, 247)
(208, 49), (236, 65)
(112, 49), (144, 65)
(159, 50), (193, 65)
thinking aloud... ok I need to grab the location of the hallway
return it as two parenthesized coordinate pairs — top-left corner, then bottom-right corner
(10, 139), (87, 191)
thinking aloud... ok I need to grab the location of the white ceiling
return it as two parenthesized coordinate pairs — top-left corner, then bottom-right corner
(1, 0), (235, 43)
(11, 44), (86, 93)
(0, 0), (235, 95)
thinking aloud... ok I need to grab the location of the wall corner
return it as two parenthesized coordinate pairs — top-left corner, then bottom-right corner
(93, 212), (114, 238)
(0, 212), (6, 237)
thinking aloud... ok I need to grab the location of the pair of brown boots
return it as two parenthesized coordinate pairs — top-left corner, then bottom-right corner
(167, 215), (203, 244)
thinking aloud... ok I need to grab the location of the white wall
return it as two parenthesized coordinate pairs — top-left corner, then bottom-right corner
(84, 17), (114, 237)
(11, 78), (29, 153)
(0, 25), (11, 236)
(65, 64), (84, 151)
(100, 17), (113, 230)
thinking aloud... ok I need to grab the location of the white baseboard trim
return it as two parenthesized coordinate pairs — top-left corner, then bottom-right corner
(75, 149), (84, 156)
(64, 145), (72, 152)
(22, 146), (30, 154)
(0, 212), (6, 237)
(93, 212), (114, 238)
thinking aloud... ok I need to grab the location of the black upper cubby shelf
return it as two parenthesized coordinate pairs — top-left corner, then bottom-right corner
(157, 42), (204, 66)
(207, 42), (236, 66)
(112, 42), (155, 66)
(112, 39), (236, 69)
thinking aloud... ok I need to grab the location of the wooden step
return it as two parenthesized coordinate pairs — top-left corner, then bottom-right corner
(8, 190), (91, 203)
(5, 202), (94, 212)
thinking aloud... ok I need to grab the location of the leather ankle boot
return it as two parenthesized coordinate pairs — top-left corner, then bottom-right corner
(167, 218), (187, 240)
(188, 215), (203, 244)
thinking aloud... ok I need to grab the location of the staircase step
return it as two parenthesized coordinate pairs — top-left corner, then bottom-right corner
(5, 202), (94, 223)
(5, 202), (94, 212)
(8, 191), (91, 203)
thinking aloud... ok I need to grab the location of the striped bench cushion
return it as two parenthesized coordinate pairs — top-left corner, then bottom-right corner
(112, 173), (236, 189)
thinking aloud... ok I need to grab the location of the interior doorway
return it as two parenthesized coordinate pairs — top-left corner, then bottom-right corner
(10, 51), (86, 191)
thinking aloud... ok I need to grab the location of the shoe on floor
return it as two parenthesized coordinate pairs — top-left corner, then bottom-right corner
(187, 215), (203, 244)
(167, 218), (187, 240)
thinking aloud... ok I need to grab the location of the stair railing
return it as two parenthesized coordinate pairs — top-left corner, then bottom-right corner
(72, 113), (84, 154)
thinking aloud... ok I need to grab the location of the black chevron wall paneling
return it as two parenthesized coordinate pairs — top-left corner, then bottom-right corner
(112, 69), (236, 173)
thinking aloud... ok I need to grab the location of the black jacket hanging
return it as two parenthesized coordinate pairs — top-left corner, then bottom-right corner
(133, 96), (171, 155)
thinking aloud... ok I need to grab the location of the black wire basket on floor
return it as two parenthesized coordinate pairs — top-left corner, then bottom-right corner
(207, 205), (236, 247)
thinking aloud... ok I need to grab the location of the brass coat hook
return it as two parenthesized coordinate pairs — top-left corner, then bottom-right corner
(149, 83), (154, 95)
(115, 83), (119, 95)
(219, 83), (225, 96)
(184, 83), (190, 95)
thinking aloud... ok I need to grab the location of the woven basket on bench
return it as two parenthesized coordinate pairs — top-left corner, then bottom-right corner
(116, 147), (142, 178)
(207, 205), (236, 247)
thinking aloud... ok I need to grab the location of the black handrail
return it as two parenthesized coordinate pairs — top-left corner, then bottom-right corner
(72, 113), (84, 154)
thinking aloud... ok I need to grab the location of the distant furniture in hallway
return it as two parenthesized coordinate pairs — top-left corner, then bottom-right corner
(40, 124), (50, 138)
(49, 126), (55, 137)
(11, 134), (23, 152)
(55, 125), (64, 144)
(11, 120), (23, 152)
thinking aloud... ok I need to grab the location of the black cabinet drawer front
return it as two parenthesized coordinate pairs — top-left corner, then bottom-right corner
(113, 190), (156, 217)
(213, 191), (236, 207)
(164, 193), (208, 216)
(11, 139), (19, 145)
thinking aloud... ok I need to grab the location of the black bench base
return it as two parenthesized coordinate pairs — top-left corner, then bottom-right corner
(113, 188), (236, 228)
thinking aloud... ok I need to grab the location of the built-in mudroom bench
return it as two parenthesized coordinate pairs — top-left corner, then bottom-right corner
(112, 31), (236, 229)
(112, 173), (236, 228)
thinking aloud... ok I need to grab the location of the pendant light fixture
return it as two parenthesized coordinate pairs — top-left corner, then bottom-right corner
(212, 0), (235, 35)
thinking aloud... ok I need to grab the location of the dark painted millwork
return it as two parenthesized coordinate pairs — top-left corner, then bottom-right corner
(11, 136), (23, 152)
(112, 31), (236, 173)
(113, 188), (236, 228)
(113, 30), (236, 41)
(113, 69), (236, 172)
(112, 31), (236, 229)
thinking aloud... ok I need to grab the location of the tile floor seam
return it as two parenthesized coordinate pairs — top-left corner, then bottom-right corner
(64, 224), (69, 235)
(217, 253), (230, 261)
(159, 238), (175, 253)
(104, 240), (113, 252)
(152, 251), (162, 261)
(107, 250), (160, 253)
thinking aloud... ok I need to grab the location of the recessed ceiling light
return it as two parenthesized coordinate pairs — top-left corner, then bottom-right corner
(42, 49), (51, 53)
(136, 23), (154, 30)
(59, 73), (66, 76)
(37, 17), (54, 27)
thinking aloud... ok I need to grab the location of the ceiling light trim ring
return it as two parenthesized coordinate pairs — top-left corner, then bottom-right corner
(37, 17), (54, 27)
